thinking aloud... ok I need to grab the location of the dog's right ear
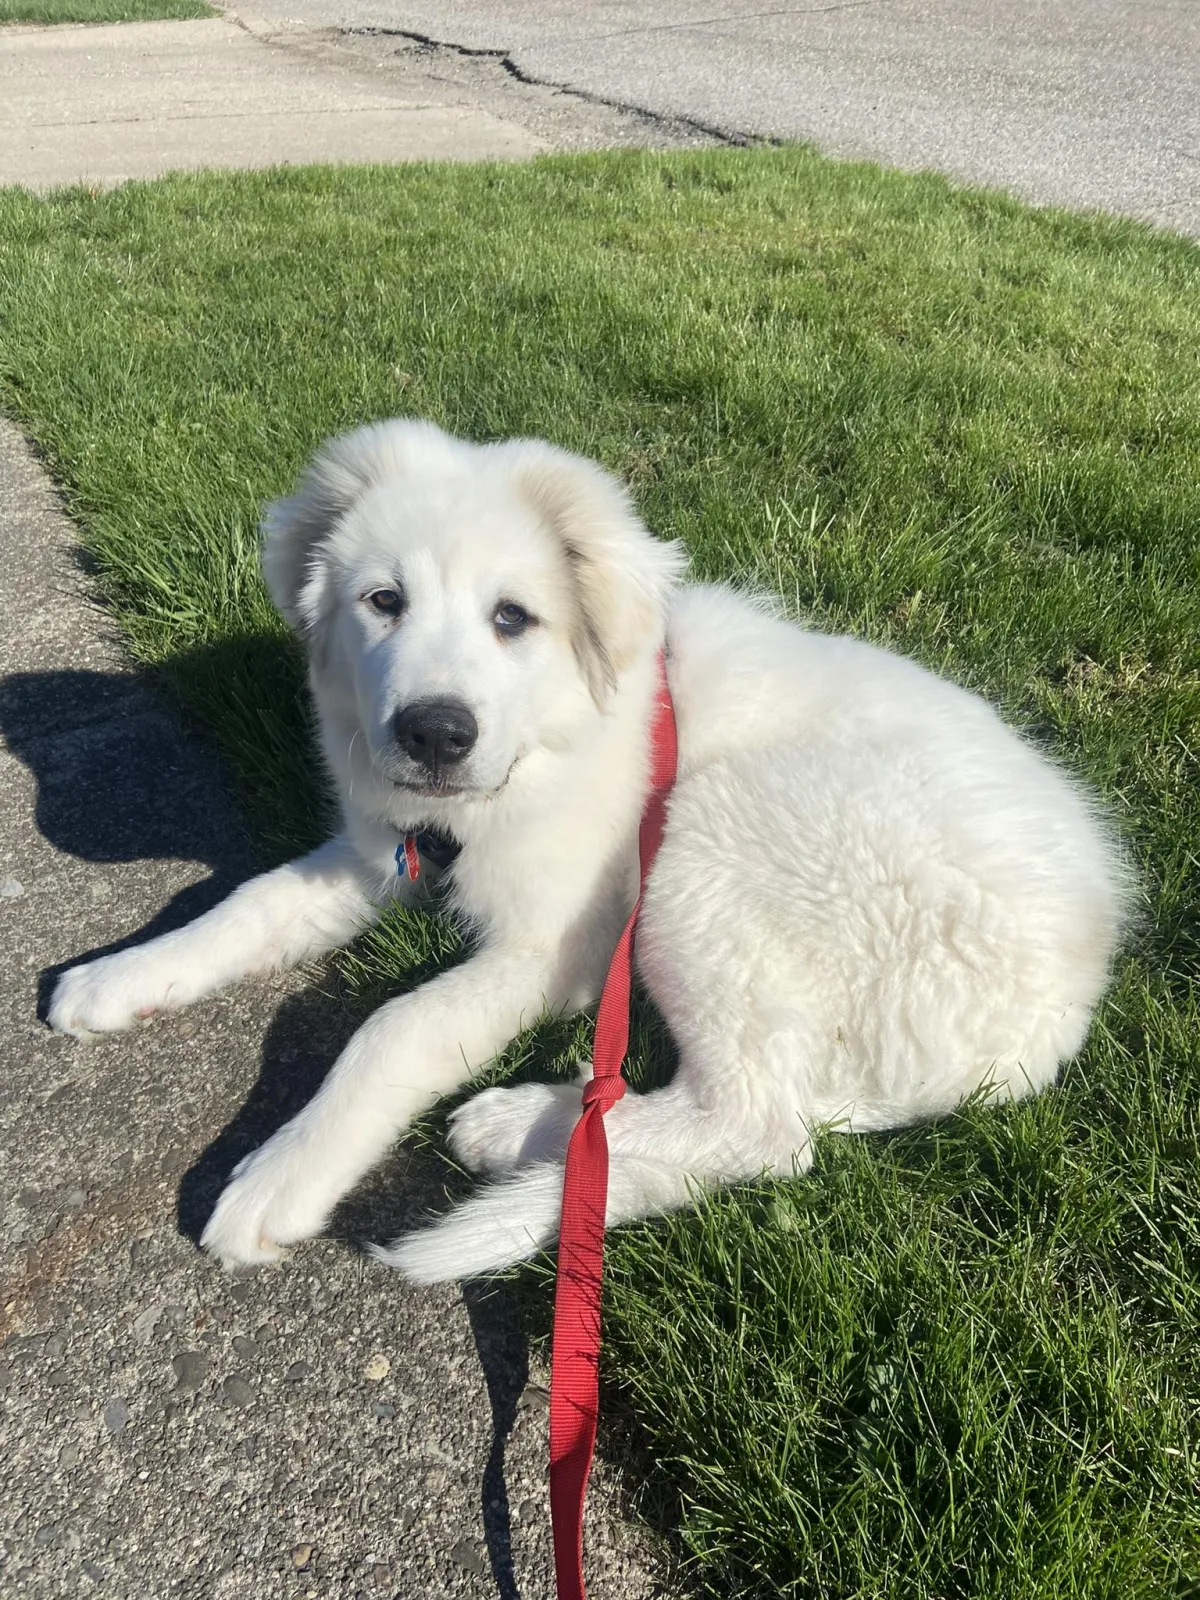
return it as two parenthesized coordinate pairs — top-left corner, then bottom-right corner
(497, 440), (687, 703)
(262, 419), (455, 632)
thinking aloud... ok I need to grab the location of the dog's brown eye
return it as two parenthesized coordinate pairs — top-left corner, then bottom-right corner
(367, 588), (404, 618)
(494, 602), (532, 637)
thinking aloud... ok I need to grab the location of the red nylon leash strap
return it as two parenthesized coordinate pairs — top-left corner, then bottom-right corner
(549, 649), (678, 1600)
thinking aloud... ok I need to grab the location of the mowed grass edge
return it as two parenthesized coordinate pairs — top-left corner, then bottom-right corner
(0, 0), (211, 24)
(0, 150), (1198, 1598)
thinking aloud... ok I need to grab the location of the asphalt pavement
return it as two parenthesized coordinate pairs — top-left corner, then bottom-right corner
(230, 0), (1200, 236)
(6, 3), (1195, 233)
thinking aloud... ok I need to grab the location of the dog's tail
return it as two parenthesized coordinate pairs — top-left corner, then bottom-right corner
(373, 1156), (696, 1284)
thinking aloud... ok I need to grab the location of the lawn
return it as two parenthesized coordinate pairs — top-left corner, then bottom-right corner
(1, 149), (1198, 1598)
(0, 0), (211, 22)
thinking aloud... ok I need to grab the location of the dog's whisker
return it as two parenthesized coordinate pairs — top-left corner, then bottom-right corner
(346, 728), (360, 799)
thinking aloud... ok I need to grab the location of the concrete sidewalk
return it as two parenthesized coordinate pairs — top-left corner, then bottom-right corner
(0, 16), (536, 189)
(0, 11), (715, 191)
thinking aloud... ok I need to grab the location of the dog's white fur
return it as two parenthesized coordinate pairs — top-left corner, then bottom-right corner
(49, 420), (1128, 1281)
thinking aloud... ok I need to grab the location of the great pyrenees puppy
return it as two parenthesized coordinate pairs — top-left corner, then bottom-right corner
(49, 419), (1127, 1280)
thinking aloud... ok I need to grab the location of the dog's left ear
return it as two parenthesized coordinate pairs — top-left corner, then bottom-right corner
(499, 441), (687, 702)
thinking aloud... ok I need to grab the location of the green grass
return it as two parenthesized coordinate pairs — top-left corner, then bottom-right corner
(1, 150), (1199, 1598)
(0, 0), (211, 23)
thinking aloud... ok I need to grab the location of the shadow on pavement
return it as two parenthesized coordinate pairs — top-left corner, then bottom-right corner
(175, 983), (363, 1242)
(465, 1279), (529, 1600)
(0, 665), (257, 1017)
(3, 657), (548, 1597)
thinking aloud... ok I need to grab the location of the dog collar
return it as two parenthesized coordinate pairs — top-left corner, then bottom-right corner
(395, 827), (462, 883)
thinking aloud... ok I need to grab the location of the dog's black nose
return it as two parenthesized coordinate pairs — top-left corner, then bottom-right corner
(392, 698), (479, 771)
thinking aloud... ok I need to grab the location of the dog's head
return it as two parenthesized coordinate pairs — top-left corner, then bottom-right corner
(262, 419), (685, 803)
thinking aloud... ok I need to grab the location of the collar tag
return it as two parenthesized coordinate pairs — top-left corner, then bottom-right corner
(395, 828), (462, 884)
(396, 835), (422, 882)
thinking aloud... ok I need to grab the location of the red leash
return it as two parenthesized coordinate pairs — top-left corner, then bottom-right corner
(549, 650), (678, 1600)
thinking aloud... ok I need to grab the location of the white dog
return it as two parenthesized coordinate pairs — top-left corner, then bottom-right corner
(49, 419), (1128, 1281)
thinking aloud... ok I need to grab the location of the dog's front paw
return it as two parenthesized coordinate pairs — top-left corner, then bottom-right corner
(447, 1081), (580, 1177)
(48, 947), (181, 1039)
(200, 1134), (333, 1269)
